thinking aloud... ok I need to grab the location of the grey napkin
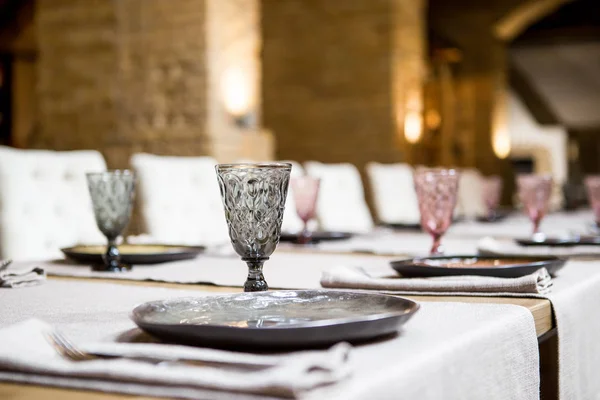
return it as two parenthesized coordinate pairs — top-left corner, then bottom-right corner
(321, 265), (552, 295)
(0, 319), (352, 399)
(0, 261), (46, 288)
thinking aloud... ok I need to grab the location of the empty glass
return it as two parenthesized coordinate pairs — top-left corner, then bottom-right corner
(413, 168), (460, 255)
(290, 176), (321, 244)
(584, 175), (600, 225)
(216, 163), (291, 292)
(482, 175), (503, 220)
(516, 174), (553, 235)
(86, 170), (136, 272)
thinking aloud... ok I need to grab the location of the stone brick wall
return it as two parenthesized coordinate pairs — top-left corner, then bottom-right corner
(262, 0), (425, 168)
(34, 0), (271, 168)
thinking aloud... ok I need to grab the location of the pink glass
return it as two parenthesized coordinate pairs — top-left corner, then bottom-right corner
(516, 174), (553, 235)
(290, 176), (321, 244)
(414, 168), (460, 255)
(482, 175), (503, 219)
(584, 175), (600, 225)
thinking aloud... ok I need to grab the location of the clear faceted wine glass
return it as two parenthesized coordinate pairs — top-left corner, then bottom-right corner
(86, 170), (136, 272)
(516, 174), (553, 235)
(482, 175), (503, 220)
(414, 168), (460, 255)
(584, 175), (600, 226)
(216, 163), (291, 292)
(290, 176), (321, 244)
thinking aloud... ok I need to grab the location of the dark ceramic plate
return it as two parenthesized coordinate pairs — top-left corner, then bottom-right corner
(381, 223), (422, 231)
(279, 231), (352, 243)
(391, 255), (566, 278)
(62, 244), (205, 265)
(131, 290), (419, 349)
(515, 236), (600, 247)
(476, 210), (512, 223)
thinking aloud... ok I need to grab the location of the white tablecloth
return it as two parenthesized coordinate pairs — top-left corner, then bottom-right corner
(0, 280), (539, 400)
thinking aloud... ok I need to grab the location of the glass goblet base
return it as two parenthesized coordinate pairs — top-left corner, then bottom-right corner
(92, 262), (132, 272)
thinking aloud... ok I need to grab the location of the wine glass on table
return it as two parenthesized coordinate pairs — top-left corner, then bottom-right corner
(290, 176), (321, 244)
(215, 162), (291, 292)
(516, 174), (553, 236)
(413, 168), (460, 255)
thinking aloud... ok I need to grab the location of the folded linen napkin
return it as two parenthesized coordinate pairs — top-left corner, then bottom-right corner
(0, 261), (45, 288)
(0, 319), (352, 399)
(321, 265), (552, 295)
(478, 236), (600, 258)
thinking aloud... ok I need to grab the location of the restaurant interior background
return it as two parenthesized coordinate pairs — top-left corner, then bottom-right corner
(0, 0), (598, 227)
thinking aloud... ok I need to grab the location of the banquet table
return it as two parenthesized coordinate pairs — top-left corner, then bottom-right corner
(5, 210), (600, 399)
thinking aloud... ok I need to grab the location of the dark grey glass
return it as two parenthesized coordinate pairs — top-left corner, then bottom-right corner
(86, 170), (136, 272)
(216, 163), (291, 292)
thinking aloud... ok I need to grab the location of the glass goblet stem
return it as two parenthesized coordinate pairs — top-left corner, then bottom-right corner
(243, 258), (268, 292)
(430, 233), (443, 255)
(532, 218), (541, 235)
(298, 220), (312, 244)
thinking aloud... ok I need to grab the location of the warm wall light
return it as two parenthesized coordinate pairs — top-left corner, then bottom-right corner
(222, 66), (253, 126)
(493, 128), (511, 159)
(404, 110), (423, 144)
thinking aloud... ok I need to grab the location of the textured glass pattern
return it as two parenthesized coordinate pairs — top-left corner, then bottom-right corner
(414, 168), (459, 255)
(517, 174), (552, 235)
(216, 163), (291, 291)
(585, 176), (600, 224)
(86, 170), (136, 272)
(290, 176), (320, 244)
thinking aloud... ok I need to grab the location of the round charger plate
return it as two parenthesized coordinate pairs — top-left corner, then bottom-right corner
(515, 236), (600, 247)
(131, 290), (419, 348)
(279, 231), (352, 243)
(391, 255), (566, 278)
(381, 223), (422, 230)
(62, 244), (205, 265)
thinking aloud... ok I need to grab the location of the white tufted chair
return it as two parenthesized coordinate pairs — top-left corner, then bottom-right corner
(0, 146), (107, 260)
(131, 153), (230, 246)
(457, 168), (487, 219)
(304, 161), (374, 233)
(366, 162), (420, 225)
(280, 160), (306, 233)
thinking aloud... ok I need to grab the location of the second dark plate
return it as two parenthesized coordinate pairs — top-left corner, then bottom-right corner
(62, 244), (205, 265)
(515, 236), (600, 247)
(381, 223), (422, 231)
(391, 255), (566, 278)
(279, 231), (352, 244)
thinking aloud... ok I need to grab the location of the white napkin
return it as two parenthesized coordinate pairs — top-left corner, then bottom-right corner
(321, 265), (552, 295)
(0, 319), (352, 399)
(477, 236), (600, 258)
(0, 262), (45, 288)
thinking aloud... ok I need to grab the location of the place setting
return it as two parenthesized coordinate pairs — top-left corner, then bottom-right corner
(321, 168), (559, 296)
(479, 174), (600, 258)
(278, 175), (354, 245)
(119, 162), (420, 348)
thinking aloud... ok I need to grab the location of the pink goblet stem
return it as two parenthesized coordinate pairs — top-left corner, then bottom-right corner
(585, 175), (600, 226)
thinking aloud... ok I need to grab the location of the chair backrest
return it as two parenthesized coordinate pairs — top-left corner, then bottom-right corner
(304, 161), (374, 233)
(457, 168), (487, 219)
(366, 162), (420, 225)
(0, 146), (107, 260)
(131, 153), (229, 246)
(281, 160), (306, 233)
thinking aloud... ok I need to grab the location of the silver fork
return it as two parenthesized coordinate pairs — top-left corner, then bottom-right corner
(45, 330), (274, 370)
